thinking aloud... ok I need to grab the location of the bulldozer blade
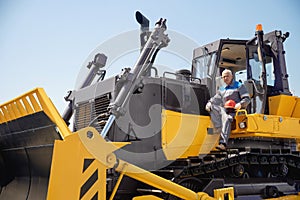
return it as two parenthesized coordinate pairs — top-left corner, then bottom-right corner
(0, 111), (62, 199)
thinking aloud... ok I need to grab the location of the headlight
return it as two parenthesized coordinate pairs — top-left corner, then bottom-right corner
(239, 122), (247, 129)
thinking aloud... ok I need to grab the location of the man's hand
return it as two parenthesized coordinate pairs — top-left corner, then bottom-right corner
(235, 103), (241, 110)
(206, 101), (212, 112)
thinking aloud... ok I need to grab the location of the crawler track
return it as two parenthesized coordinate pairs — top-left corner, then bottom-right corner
(163, 147), (300, 198)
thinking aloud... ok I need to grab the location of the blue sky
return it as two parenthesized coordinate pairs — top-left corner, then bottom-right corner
(1, 0), (300, 113)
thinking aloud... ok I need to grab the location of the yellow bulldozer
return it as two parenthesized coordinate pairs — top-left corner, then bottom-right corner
(0, 11), (300, 200)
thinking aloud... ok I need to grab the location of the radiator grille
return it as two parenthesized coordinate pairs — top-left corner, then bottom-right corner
(74, 93), (111, 132)
(94, 94), (111, 130)
(95, 94), (110, 116)
(75, 101), (92, 131)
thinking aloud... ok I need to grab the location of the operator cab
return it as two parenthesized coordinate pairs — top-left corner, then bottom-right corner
(192, 39), (247, 95)
(192, 39), (250, 109)
(192, 27), (291, 114)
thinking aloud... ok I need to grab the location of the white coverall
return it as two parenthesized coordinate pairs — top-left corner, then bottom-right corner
(208, 80), (250, 145)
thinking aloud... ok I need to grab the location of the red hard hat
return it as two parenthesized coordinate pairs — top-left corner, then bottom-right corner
(224, 100), (236, 109)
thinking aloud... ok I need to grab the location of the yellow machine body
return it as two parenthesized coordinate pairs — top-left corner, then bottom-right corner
(232, 95), (300, 143)
(0, 86), (300, 199)
(0, 88), (234, 199)
(47, 124), (232, 200)
(161, 109), (219, 160)
(1, 16), (300, 199)
(269, 95), (300, 118)
(47, 127), (128, 200)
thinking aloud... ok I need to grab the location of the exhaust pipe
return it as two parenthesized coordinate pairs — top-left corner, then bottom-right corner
(136, 11), (150, 51)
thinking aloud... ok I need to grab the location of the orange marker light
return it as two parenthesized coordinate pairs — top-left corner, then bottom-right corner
(256, 24), (263, 31)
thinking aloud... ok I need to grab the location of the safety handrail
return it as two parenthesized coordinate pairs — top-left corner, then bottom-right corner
(214, 187), (234, 200)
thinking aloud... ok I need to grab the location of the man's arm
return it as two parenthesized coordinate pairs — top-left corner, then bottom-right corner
(238, 84), (251, 109)
(206, 91), (223, 111)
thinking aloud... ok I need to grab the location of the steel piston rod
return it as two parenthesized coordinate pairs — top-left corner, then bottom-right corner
(100, 18), (169, 138)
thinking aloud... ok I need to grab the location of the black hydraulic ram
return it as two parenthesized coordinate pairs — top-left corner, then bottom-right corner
(100, 15), (170, 138)
(255, 24), (268, 114)
(62, 53), (107, 124)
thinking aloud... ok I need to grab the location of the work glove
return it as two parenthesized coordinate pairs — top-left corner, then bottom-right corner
(205, 101), (212, 112)
(235, 103), (241, 110)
